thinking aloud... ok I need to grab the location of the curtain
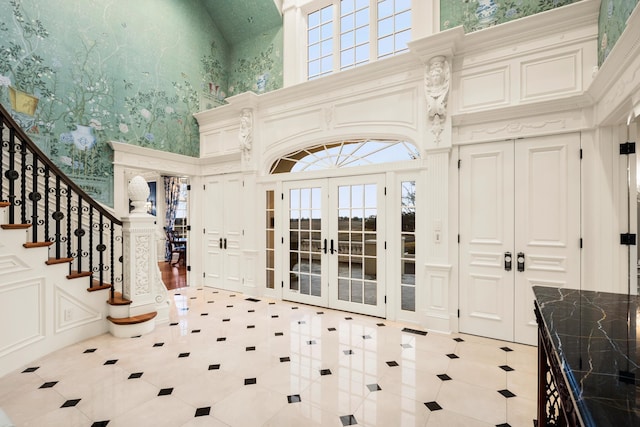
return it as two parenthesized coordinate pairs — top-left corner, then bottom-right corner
(164, 176), (181, 260)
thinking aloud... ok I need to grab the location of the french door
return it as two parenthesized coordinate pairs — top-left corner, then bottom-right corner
(283, 175), (386, 317)
(459, 134), (581, 345)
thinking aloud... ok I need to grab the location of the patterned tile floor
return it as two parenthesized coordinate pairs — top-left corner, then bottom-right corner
(0, 287), (537, 426)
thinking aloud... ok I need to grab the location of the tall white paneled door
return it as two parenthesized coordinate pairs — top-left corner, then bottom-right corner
(203, 174), (243, 292)
(283, 175), (386, 317)
(459, 134), (581, 345)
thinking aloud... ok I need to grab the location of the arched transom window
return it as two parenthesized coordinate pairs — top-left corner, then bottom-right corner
(270, 139), (420, 174)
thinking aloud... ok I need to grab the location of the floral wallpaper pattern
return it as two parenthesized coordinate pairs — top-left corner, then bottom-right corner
(0, 0), (284, 206)
(440, 0), (580, 32)
(598, 0), (639, 65)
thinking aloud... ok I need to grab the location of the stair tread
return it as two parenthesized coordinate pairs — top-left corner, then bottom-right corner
(24, 241), (54, 248)
(0, 201), (9, 208)
(107, 292), (132, 305)
(46, 257), (74, 265)
(1, 223), (31, 229)
(67, 271), (93, 280)
(107, 311), (157, 325)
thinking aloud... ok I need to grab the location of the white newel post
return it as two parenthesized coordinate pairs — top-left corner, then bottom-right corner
(120, 176), (170, 331)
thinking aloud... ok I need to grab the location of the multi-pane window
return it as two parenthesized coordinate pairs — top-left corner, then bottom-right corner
(308, 5), (334, 79)
(173, 180), (189, 238)
(307, 0), (412, 79)
(377, 0), (411, 58)
(266, 190), (275, 289)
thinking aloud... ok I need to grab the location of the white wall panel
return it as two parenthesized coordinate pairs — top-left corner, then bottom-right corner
(459, 67), (509, 111)
(521, 51), (581, 101)
(333, 87), (418, 128)
(0, 278), (44, 357)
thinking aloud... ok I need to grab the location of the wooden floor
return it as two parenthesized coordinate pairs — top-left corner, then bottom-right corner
(159, 261), (187, 290)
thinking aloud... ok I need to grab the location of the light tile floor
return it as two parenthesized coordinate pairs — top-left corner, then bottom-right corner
(0, 287), (538, 426)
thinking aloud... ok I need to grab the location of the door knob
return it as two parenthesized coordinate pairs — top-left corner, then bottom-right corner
(517, 252), (525, 272)
(504, 252), (512, 271)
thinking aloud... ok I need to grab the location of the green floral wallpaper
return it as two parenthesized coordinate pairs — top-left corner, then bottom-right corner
(440, 0), (580, 32)
(598, 0), (639, 65)
(227, 26), (283, 96)
(0, 0), (284, 206)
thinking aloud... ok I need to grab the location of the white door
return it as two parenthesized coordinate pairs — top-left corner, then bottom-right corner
(283, 175), (386, 317)
(204, 174), (242, 292)
(459, 134), (580, 344)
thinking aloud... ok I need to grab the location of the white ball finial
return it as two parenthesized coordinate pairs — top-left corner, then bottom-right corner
(128, 175), (150, 213)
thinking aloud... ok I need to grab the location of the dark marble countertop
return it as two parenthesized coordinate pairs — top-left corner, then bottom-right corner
(533, 286), (640, 426)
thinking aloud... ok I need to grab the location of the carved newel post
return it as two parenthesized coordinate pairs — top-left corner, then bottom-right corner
(122, 176), (169, 325)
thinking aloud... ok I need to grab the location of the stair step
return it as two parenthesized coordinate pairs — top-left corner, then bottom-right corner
(67, 271), (93, 280)
(107, 291), (132, 306)
(0, 201), (9, 208)
(88, 279), (112, 292)
(107, 311), (157, 326)
(1, 223), (31, 230)
(46, 257), (74, 265)
(24, 241), (54, 248)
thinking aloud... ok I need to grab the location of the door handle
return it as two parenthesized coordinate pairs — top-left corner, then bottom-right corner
(330, 239), (335, 255)
(224, 238), (227, 249)
(504, 252), (512, 271)
(517, 252), (525, 272)
(219, 238), (223, 249)
(322, 238), (327, 254)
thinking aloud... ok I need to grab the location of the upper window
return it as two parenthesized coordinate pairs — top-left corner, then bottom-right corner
(270, 139), (420, 174)
(307, 0), (411, 80)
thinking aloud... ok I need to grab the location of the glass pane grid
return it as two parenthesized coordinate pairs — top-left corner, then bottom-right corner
(400, 181), (416, 311)
(266, 191), (275, 289)
(376, 0), (411, 59)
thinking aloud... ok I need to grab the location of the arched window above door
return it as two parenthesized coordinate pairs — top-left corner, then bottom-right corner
(269, 139), (420, 174)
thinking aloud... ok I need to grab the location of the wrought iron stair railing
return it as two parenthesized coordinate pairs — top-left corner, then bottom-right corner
(0, 102), (122, 299)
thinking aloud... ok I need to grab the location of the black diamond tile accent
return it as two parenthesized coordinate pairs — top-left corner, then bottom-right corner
(280, 357), (291, 362)
(500, 346), (514, 352)
(424, 401), (442, 411)
(153, 342), (164, 347)
(178, 352), (190, 358)
(169, 322), (178, 326)
(402, 327), (427, 336)
(343, 349), (354, 355)
(317, 311), (324, 315)
(128, 372), (143, 379)
(437, 374), (452, 381)
(292, 307), (298, 310)
(212, 291), (219, 293)
(496, 424), (511, 427)
(275, 332), (284, 336)
(401, 343), (412, 348)
(386, 361), (399, 367)
(367, 383), (381, 392)
(453, 337), (464, 342)
(84, 348), (97, 353)
(222, 318), (230, 322)
(192, 329), (201, 334)
(132, 335), (142, 338)
(446, 353), (459, 359)
(201, 313), (209, 316)
(226, 305), (233, 308)
(345, 317), (352, 320)
(230, 294), (236, 297)
(61, 399), (81, 408)
(208, 301), (214, 304)
(195, 407), (211, 417)
(328, 327), (337, 331)
(217, 337), (226, 342)
(500, 365), (514, 372)
(246, 346), (256, 351)
(320, 369), (332, 376)
(190, 296), (197, 300)
(377, 323), (385, 326)
(92, 421), (110, 427)
(271, 315), (279, 318)
(269, 302), (275, 305)
(22, 367), (39, 373)
(298, 320), (306, 324)
(104, 359), (118, 365)
(498, 389), (516, 398)
(248, 309), (255, 313)
(340, 414), (358, 426)
(307, 340), (317, 345)
(40, 381), (58, 389)
(244, 378), (257, 385)
(287, 394), (301, 403)
(363, 335), (372, 339)
(246, 297), (261, 302)
(247, 325), (255, 329)
(158, 388), (173, 396)
(209, 364), (221, 370)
